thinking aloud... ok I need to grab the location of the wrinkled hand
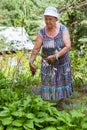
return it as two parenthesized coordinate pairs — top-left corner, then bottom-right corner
(45, 54), (56, 62)
(29, 62), (36, 76)
(45, 55), (56, 65)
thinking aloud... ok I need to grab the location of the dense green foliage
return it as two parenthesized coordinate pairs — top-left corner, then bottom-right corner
(0, 0), (87, 43)
(0, 58), (87, 129)
(0, 1), (87, 129)
(0, 0), (87, 85)
(0, 52), (87, 129)
(0, 94), (87, 129)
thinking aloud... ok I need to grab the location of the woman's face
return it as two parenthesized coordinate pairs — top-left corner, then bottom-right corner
(44, 16), (57, 29)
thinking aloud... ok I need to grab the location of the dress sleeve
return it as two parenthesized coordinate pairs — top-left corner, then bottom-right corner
(60, 24), (67, 33)
(38, 28), (44, 38)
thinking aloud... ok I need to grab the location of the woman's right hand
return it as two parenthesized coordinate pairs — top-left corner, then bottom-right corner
(29, 62), (36, 75)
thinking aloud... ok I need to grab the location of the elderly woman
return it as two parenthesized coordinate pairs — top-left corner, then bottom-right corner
(29, 6), (73, 105)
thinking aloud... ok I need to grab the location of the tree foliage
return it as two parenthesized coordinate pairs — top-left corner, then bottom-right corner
(0, 0), (86, 46)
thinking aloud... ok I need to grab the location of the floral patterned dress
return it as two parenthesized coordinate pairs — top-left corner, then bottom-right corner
(38, 23), (73, 101)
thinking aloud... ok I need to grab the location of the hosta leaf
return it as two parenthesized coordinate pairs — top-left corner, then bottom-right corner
(34, 117), (45, 123)
(26, 113), (35, 119)
(8, 104), (18, 112)
(37, 112), (48, 118)
(23, 120), (34, 129)
(59, 111), (71, 122)
(2, 107), (9, 111)
(24, 125), (35, 130)
(57, 116), (67, 123)
(12, 119), (24, 127)
(7, 127), (23, 130)
(57, 126), (67, 130)
(0, 110), (10, 117)
(2, 117), (13, 125)
(70, 110), (85, 118)
(41, 126), (57, 130)
(23, 98), (31, 109)
(51, 107), (60, 115)
(11, 111), (25, 117)
(57, 115), (74, 127)
(47, 107), (53, 115)
(45, 117), (57, 122)
(13, 128), (23, 130)
(35, 122), (43, 128)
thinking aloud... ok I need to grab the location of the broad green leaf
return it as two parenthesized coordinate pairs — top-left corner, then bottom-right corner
(59, 111), (71, 122)
(57, 126), (68, 130)
(57, 116), (68, 123)
(8, 103), (18, 112)
(35, 122), (43, 128)
(2, 117), (13, 126)
(24, 124), (36, 130)
(12, 119), (24, 127)
(57, 112), (74, 127)
(23, 98), (31, 108)
(0, 110), (10, 117)
(23, 120), (34, 129)
(26, 113), (35, 119)
(7, 127), (23, 130)
(11, 111), (25, 117)
(45, 117), (57, 122)
(12, 128), (23, 130)
(51, 107), (60, 115)
(37, 112), (48, 118)
(70, 110), (85, 118)
(34, 117), (45, 123)
(41, 126), (57, 130)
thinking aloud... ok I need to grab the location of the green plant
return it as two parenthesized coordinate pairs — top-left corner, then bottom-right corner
(70, 48), (87, 89)
(0, 94), (87, 129)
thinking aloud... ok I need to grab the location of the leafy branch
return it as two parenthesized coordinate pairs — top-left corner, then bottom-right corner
(59, 1), (87, 12)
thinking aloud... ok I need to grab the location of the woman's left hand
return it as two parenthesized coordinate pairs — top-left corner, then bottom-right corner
(45, 54), (56, 62)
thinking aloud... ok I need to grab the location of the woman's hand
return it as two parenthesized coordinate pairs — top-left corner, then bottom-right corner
(45, 54), (56, 62)
(44, 54), (56, 65)
(29, 62), (36, 75)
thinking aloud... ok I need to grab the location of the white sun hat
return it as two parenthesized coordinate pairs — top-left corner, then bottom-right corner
(43, 6), (59, 19)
